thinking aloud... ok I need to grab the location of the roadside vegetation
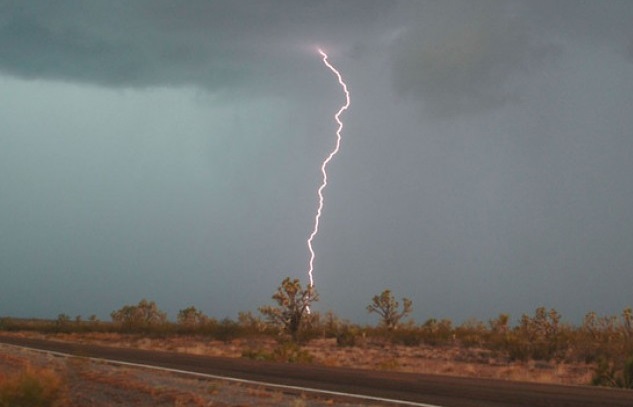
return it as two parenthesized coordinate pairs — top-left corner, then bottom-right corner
(1, 278), (632, 389)
(0, 365), (68, 407)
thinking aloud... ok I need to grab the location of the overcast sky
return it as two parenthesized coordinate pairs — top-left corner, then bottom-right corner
(2, 1), (633, 324)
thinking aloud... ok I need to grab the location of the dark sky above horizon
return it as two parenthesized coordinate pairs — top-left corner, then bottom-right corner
(2, 1), (633, 324)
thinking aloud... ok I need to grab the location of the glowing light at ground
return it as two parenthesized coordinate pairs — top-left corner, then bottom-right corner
(306, 49), (350, 288)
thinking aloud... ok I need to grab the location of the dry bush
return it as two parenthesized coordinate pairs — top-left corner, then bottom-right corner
(592, 355), (633, 388)
(0, 365), (68, 407)
(334, 325), (361, 347)
(242, 342), (313, 364)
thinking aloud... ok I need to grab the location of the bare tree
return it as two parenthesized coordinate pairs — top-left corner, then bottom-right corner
(367, 289), (412, 330)
(259, 277), (318, 341)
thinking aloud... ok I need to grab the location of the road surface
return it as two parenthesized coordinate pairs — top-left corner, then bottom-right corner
(0, 335), (631, 407)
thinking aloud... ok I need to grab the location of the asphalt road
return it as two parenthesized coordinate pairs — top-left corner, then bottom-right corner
(1, 335), (632, 407)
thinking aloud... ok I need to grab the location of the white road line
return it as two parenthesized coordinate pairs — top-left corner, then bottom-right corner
(3, 343), (445, 407)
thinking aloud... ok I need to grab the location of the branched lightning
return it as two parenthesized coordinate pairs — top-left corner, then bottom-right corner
(307, 49), (350, 288)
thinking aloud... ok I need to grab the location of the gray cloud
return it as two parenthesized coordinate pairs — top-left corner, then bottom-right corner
(390, 1), (561, 117)
(524, 0), (633, 50)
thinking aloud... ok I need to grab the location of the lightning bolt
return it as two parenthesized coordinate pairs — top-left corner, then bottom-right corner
(306, 49), (350, 289)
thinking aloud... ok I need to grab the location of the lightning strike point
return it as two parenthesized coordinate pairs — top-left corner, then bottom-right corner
(306, 49), (351, 290)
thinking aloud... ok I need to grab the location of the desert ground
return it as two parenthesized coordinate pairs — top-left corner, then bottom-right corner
(0, 330), (598, 406)
(0, 339), (382, 407)
(16, 331), (593, 384)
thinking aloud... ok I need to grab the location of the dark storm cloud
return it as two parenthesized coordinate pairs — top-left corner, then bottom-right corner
(0, 1), (392, 91)
(4, 1), (632, 111)
(390, 1), (561, 117)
